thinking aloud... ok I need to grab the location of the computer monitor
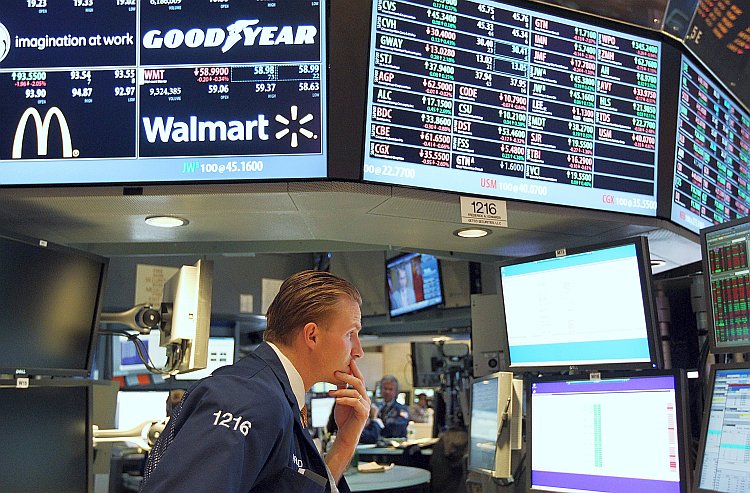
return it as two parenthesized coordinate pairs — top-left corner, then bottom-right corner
(310, 396), (336, 429)
(694, 363), (750, 493)
(700, 216), (750, 353)
(386, 252), (444, 318)
(0, 232), (108, 377)
(529, 371), (690, 493)
(498, 236), (661, 372)
(112, 330), (168, 377)
(468, 371), (523, 480)
(160, 259), (214, 374)
(174, 336), (235, 381)
(116, 390), (170, 431)
(0, 379), (93, 493)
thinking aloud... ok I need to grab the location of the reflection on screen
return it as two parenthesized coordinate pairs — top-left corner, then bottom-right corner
(531, 375), (683, 493)
(470, 377), (499, 472)
(698, 367), (750, 492)
(116, 390), (170, 430)
(500, 243), (653, 368)
(311, 396), (336, 428)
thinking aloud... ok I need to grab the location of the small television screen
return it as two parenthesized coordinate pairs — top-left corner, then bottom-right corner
(0, 380), (93, 493)
(0, 232), (108, 377)
(310, 396), (336, 429)
(498, 236), (660, 371)
(468, 371), (522, 479)
(694, 363), (750, 493)
(700, 216), (750, 353)
(362, 0), (662, 217)
(116, 389), (170, 431)
(387, 252), (444, 318)
(529, 371), (690, 493)
(671, 54), (750, 234)
(0, 0), (327, 185)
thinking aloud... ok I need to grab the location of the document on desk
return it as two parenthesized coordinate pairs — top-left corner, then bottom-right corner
(357, 462), (395, 473)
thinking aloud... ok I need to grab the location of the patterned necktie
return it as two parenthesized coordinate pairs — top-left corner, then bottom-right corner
(300, 405), (308, 428)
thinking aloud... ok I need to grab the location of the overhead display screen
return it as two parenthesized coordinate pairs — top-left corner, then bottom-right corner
(671, 55), (750, 233)
(0, 0), (326, 185)
(363, 0), (661, 216)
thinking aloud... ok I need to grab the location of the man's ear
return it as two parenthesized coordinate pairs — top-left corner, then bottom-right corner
(302, 322), (319, 349)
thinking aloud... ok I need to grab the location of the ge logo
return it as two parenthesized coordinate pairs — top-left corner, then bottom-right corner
(0, 22), (10, 63)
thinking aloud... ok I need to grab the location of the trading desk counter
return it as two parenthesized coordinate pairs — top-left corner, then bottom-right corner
(345, 465), (430, 493)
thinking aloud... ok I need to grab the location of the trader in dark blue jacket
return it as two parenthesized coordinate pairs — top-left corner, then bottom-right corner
(140, 270), (370, 493)
(376, 375), (410, 438)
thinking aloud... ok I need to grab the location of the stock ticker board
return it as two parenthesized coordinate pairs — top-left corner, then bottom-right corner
(671, 55), (750, 234)
(0, 0), (326, 184)
(363, 0), (662, 215)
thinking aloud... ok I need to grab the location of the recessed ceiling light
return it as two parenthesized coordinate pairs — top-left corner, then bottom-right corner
(453, 227), (491, 238)
(145, 216), (189, 228)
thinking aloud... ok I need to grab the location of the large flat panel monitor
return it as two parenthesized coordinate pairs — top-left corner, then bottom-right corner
(529, 371), (690, 493)
(498, 236), (660, 372)
(671, 54), (750, 233)
(387, 252), (444, 318)
(0, 0), (327, 185)
(0, 232), (108, 377)
(695, 363), (750, 493)
(363, 0), (661, 216)
(468, 371), (523, 480)
(0, 379), (93, 493)
(701, 216), (750, 353)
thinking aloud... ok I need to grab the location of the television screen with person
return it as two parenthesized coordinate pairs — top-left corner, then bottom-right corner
(694, 363), (750, 493)
(498, 236), (660, 371)
(529, 371), (690, 493)
(387, 252), (444, 318)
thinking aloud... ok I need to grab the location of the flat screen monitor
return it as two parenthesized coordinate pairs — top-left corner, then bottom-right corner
(0, 232), (108, 377)
(529, 371), (690, 493)
(175, 336), (235, 381)
(0, 0), (327, 185)
(363, 0), (661, 217)
(0, 379), (93, 493)
(310, 396), (336, 429)
(468, 371), (522, 479)
(671, 54), (750, 233)
(112, 330), (168, 377)
(116, 389), (170, 431)
(700, 216), (750, 353)
(387, 252), (444, 318)
(694, 363), (750, 493)
(498, 236), (660, 371)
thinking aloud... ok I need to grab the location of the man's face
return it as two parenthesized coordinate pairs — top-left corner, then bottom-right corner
(398, 269), (408, 289)
(381, 380), (398, 402)
(316, 298), (363, 385)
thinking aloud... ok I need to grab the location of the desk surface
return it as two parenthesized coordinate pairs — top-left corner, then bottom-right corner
(345, 465), (430, 492)
(357, 446), (433, 456)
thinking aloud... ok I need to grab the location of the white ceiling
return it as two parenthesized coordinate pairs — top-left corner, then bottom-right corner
(0, 181), (700, 273)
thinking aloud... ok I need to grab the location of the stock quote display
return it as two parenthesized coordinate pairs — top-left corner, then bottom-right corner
(363, 0), (661, 215)
(671, 55), (750, 234)
(0, 0), (326, 185)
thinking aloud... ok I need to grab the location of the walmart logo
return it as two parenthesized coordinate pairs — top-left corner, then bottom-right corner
(274, 105), (315, 148)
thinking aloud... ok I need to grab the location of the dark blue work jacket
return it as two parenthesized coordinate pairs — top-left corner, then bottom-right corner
(140, 342), (350, 493)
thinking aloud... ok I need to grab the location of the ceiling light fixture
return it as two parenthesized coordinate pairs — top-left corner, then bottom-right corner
(145, 216), (189, 228)
(453, 227), (491, 238)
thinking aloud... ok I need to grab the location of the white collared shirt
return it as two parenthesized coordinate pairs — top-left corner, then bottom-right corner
(267, 342), (339, 493)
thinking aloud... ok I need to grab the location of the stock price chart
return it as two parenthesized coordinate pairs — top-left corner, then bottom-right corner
(0, 0), (326, 185)
(363, 0), (662, 215)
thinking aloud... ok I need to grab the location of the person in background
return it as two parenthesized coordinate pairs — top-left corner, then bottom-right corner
(408, 393), (432, 423)
(359, 403), (384, 444)
(375, 375), (410, 438)
(140, 270), (370, 493)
